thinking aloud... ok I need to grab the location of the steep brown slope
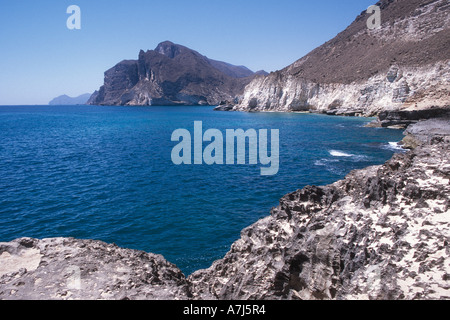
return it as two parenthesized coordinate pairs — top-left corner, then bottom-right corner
(289, 0), (449, 84)
(232, 0), (449, 115)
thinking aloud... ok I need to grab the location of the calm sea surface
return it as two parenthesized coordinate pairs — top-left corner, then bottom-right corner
(0, 105), (405, 275)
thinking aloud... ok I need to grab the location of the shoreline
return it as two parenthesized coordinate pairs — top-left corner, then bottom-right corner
(0, 114), (448, 300)
(187, 116), (449, 300)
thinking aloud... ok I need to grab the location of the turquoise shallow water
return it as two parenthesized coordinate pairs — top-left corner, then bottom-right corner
(0, 105), (405, 275)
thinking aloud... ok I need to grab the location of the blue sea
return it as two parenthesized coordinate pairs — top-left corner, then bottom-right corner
(0, 105), (405, 275)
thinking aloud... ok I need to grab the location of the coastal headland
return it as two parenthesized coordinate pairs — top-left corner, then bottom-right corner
(1, 0), (449, 300)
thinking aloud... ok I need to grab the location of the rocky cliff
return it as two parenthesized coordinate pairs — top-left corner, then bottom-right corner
(189, 119), (450, 300)
(88, 41), (263, 106)
(1, 119), (449, 300)
(227, 0), (449, 115)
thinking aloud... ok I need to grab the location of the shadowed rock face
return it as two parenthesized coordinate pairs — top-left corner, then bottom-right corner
(366, 107), (450, 128)
(1, 120), (448, 300)
(231, 0), (449, 115)
(88, 41), (263, 106)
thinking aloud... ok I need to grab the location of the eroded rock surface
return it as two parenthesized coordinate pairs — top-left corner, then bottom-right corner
(0, 238), (190, 300)
(189, 135), (449, 300)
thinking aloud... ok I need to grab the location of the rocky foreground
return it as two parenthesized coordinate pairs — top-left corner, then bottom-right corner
(1, 118), (449, 300)
(190, 119), (450, 300)
(0, 238), (191, 300)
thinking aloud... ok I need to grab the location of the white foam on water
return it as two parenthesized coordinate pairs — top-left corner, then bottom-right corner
(328, 150), (371, 162)
(329, 150), (354, 157)
(379, 141), (406, 152)
(314, 159), (339, 166)
(387, 141), (405, 151)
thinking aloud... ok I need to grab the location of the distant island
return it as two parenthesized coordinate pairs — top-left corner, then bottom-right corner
(49, 93), (92, 106)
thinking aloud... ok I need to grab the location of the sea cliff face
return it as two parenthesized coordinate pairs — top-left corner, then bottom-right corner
(234, 62), (449, 116)
(88, 41), (263, 107)
(228, 0), (449, 115)
(1, 119), (449, 300)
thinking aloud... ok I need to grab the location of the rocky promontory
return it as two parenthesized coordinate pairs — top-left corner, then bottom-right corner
(49, 94), (92, 106)
(1, 119), (448, 300)
(88, 41), (265, 106)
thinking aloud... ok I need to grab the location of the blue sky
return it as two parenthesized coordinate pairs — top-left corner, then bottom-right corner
(0, 0), (376, 105)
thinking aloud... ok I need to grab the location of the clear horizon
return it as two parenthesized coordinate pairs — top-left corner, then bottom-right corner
(0, 0), (376, 105)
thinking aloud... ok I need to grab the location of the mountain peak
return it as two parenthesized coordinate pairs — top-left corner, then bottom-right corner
(155, 41), (186, 59)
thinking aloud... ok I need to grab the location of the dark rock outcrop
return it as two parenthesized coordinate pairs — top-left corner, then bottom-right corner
(88, 41), (265, 106)
(379, 108), (450, 126)
(367, 106), (450, 128)
(402, 117), (450, 148)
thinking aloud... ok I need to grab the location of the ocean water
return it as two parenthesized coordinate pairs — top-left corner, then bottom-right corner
(0, 105), (405, 275)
